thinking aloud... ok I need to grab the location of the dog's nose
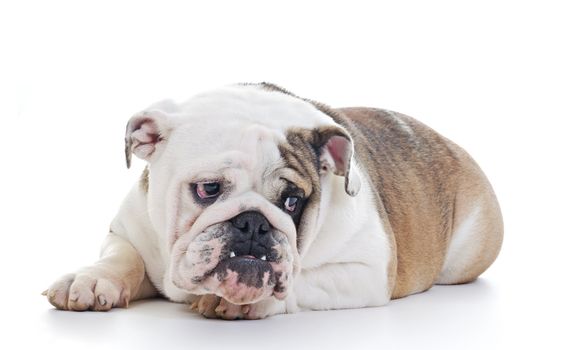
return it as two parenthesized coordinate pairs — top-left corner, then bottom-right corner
(229, 211), (273, 258)
(231, 211), (271, 236)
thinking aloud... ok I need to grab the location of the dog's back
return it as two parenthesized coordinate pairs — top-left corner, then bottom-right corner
(335, 107), (503, 298)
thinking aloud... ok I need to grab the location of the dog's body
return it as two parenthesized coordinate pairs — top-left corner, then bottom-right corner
(44, 84), (503, 319)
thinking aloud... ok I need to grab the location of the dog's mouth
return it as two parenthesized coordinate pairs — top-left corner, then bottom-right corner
(214, 254), (275, 286)
(201, 252), (287, 305)
(173, 222), (293, 305)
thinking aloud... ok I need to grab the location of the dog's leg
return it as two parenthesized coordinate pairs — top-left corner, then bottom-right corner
(43, 232), (157, 311)
(293, 262), (391, 311)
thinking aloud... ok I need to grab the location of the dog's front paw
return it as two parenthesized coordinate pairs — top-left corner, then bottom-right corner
(192, 294), (222, 318)
(191, 295), (284, 320)
(43, 271), (129, 311)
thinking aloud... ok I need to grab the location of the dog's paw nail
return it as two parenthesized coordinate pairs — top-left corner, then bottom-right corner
(41, 289), (48, 296)
(97, 294), (107, 306)
(215, 305), (226, 314)
(242, 305), (250, 314)
(69, 291), (79, 302)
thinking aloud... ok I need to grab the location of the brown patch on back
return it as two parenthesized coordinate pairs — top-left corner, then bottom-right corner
(334, 107), (462, 298)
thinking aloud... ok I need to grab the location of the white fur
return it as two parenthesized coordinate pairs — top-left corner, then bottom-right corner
(437, 205), (482, 284)
(292, 166), (391, 310)
(49, 84), (393, 316)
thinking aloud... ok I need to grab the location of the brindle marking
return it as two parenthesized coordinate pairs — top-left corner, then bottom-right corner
(277, 129), (321, 249)
(277, 126), (354, 251)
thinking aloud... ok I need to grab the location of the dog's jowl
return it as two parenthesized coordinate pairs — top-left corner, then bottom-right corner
(43, 83), (503, 319)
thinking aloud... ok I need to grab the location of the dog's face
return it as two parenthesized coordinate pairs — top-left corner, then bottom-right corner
(125, 85), (360, 305)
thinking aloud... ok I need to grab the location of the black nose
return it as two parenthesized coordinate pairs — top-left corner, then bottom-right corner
(229, 211), (273, 258)
(231, 211), (271, 236)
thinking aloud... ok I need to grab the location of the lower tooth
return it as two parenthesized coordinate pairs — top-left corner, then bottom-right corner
(260, 255), (267, 261)
(230, 252), (236, 258)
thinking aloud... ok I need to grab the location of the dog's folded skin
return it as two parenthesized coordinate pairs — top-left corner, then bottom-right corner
(43, 83), (503, 319)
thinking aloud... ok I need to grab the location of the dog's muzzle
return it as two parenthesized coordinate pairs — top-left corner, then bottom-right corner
(172, 210), (294, 305)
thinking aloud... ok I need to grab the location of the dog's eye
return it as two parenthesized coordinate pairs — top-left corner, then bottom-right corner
(284, 196), (300, 212)
(195, 182), (221, 200)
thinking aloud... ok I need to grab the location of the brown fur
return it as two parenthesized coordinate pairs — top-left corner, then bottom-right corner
(335, 108), (502, 297)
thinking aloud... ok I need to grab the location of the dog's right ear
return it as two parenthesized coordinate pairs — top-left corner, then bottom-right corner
(125, 110), (171, 168)
(312, 125), (361, 197)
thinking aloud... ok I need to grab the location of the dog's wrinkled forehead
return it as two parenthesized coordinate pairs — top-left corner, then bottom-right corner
(160, 85), (334, 175)
(179, 85), (332, 131)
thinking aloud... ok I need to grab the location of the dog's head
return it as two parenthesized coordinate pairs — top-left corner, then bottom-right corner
(124, 84), (361, 305)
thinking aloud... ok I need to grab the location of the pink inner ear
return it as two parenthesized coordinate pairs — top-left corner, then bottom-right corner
(130, 118), (161, 159)
(132, 121), (160, 143)
(326, 135), (349, 173)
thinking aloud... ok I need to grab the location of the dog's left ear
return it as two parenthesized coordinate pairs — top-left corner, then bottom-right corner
(124, 110), (171, 168)
(313, 126), (361, 196)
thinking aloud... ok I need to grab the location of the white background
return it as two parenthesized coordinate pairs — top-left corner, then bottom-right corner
(1, 1), (562, 349)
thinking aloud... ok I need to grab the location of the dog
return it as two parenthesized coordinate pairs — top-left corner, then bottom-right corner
(43, 83), (503, 319)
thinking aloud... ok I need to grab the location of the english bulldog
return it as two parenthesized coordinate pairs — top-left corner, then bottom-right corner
(43, 83), (503, 319)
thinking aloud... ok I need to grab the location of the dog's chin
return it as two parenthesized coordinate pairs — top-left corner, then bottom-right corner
(201, 256), (282, 305)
